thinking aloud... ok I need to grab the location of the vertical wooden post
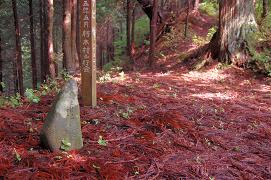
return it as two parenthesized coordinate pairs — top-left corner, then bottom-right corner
(80, 0), (97, 107)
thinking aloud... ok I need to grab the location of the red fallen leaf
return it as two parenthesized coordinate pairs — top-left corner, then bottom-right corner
(112, 148), (121, 157)
(136, 131), (156, 141)
(98, 93), (135, 104)
(0, 158), (12, 176)
(101, 164), (128, 180)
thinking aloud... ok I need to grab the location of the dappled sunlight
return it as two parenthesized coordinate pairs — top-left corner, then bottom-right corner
(67, 151), (88, 163)
(181, 68), (230, 82)
(191, 92), (238, 100)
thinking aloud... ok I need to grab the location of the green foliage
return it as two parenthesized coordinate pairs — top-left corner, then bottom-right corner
(25, 88), (40, 103)
(111, 15), (149, 70)
(251, 50), (271, 76)
(103, 59), (123, 72)
(163, 27), (182, 51)
(98, 136), (107, 146)
(60, 70), (72, 81)
(13, 148), (22, 162)
(0, 82), (6, 89)
(135, 16), (150, 47)
(192, 26), (217, 46)
(9, 93), (22, 108)
(246, 26), (271, 76)
(0, 96), (6, 107)
(60, 139), (72, 151)
(260, 13), (271, 39)
(39, 79), (60, 95)
(0, 93), (23, 108)
(153, 83), (161, 89)
(99, 73), (112, 83)
(199, 0), (219, 17)
(119, 107), (133, 119)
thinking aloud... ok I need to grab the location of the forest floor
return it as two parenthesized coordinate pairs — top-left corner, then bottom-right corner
(1, 12), (271, 179)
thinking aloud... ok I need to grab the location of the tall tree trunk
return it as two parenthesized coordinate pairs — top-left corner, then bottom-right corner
(40, 0), (46, 82)
(184, 0), (190, 38)
(63, 0), (74, 73)
(148, 0), (158, 67)
(0, 35), (2, 92)
(12, 0), (24, 96)
(210, 0), (257, 64)
(262, 0), (269, 18)
(131, 5), (136, 57)
(193, 0), (200, 11)
(137, 0), (153, 19)
(106, 22), (110, 63)
(76, 0), (80, 66)
(71, 0), (79, 70)
(46, 0), (55, 78)
(127, 0), (132, 58)
(29, 0), (37, 89)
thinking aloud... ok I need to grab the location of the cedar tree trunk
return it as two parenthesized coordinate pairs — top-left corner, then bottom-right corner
(210, 0), (257, 64)
(29, 0), (37, 89)
(148, 0), (158, 67)
(0, 35), (2, 92)
(12, 0), (24, 95)
(71, 0), (79, 70)
(63, 0), (74, 73)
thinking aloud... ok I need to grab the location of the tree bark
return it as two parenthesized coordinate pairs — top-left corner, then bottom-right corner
(184, 0), (190, 38)
(63, 0), (74, 73)
(209, 0), (257, 64)
(148, 0), (158, 67)
(46, 0), (56, 78)
(131, 5), (136, 56)
(0, 35), (2, 92)
(29, 0), (37, 89)
(76, 0), (80, 66)
(40, 0), (46, 82)
(127, 0), (132, 58)
(71, 0), (79, 70)
(137, 0), (153, 19)
(12, 0), (24, 96)
(193, 0), (200, 11)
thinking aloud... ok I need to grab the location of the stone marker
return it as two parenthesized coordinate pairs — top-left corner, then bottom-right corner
(40, 79), (83, 152)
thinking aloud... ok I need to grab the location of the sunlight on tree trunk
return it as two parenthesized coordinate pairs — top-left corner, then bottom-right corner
(210, 0), (257, 64)
(46, 0), (56, 79)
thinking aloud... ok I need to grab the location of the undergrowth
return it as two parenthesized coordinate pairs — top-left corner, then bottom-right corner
(247, 14), (271, 76)
(192, 26), (217, 46)
(0, 78), (62, 108)
(107, 15), (150, 72)
(199, 0), (219, 17)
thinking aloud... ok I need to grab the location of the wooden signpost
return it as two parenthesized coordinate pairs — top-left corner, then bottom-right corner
(80, 0), (97, 107)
